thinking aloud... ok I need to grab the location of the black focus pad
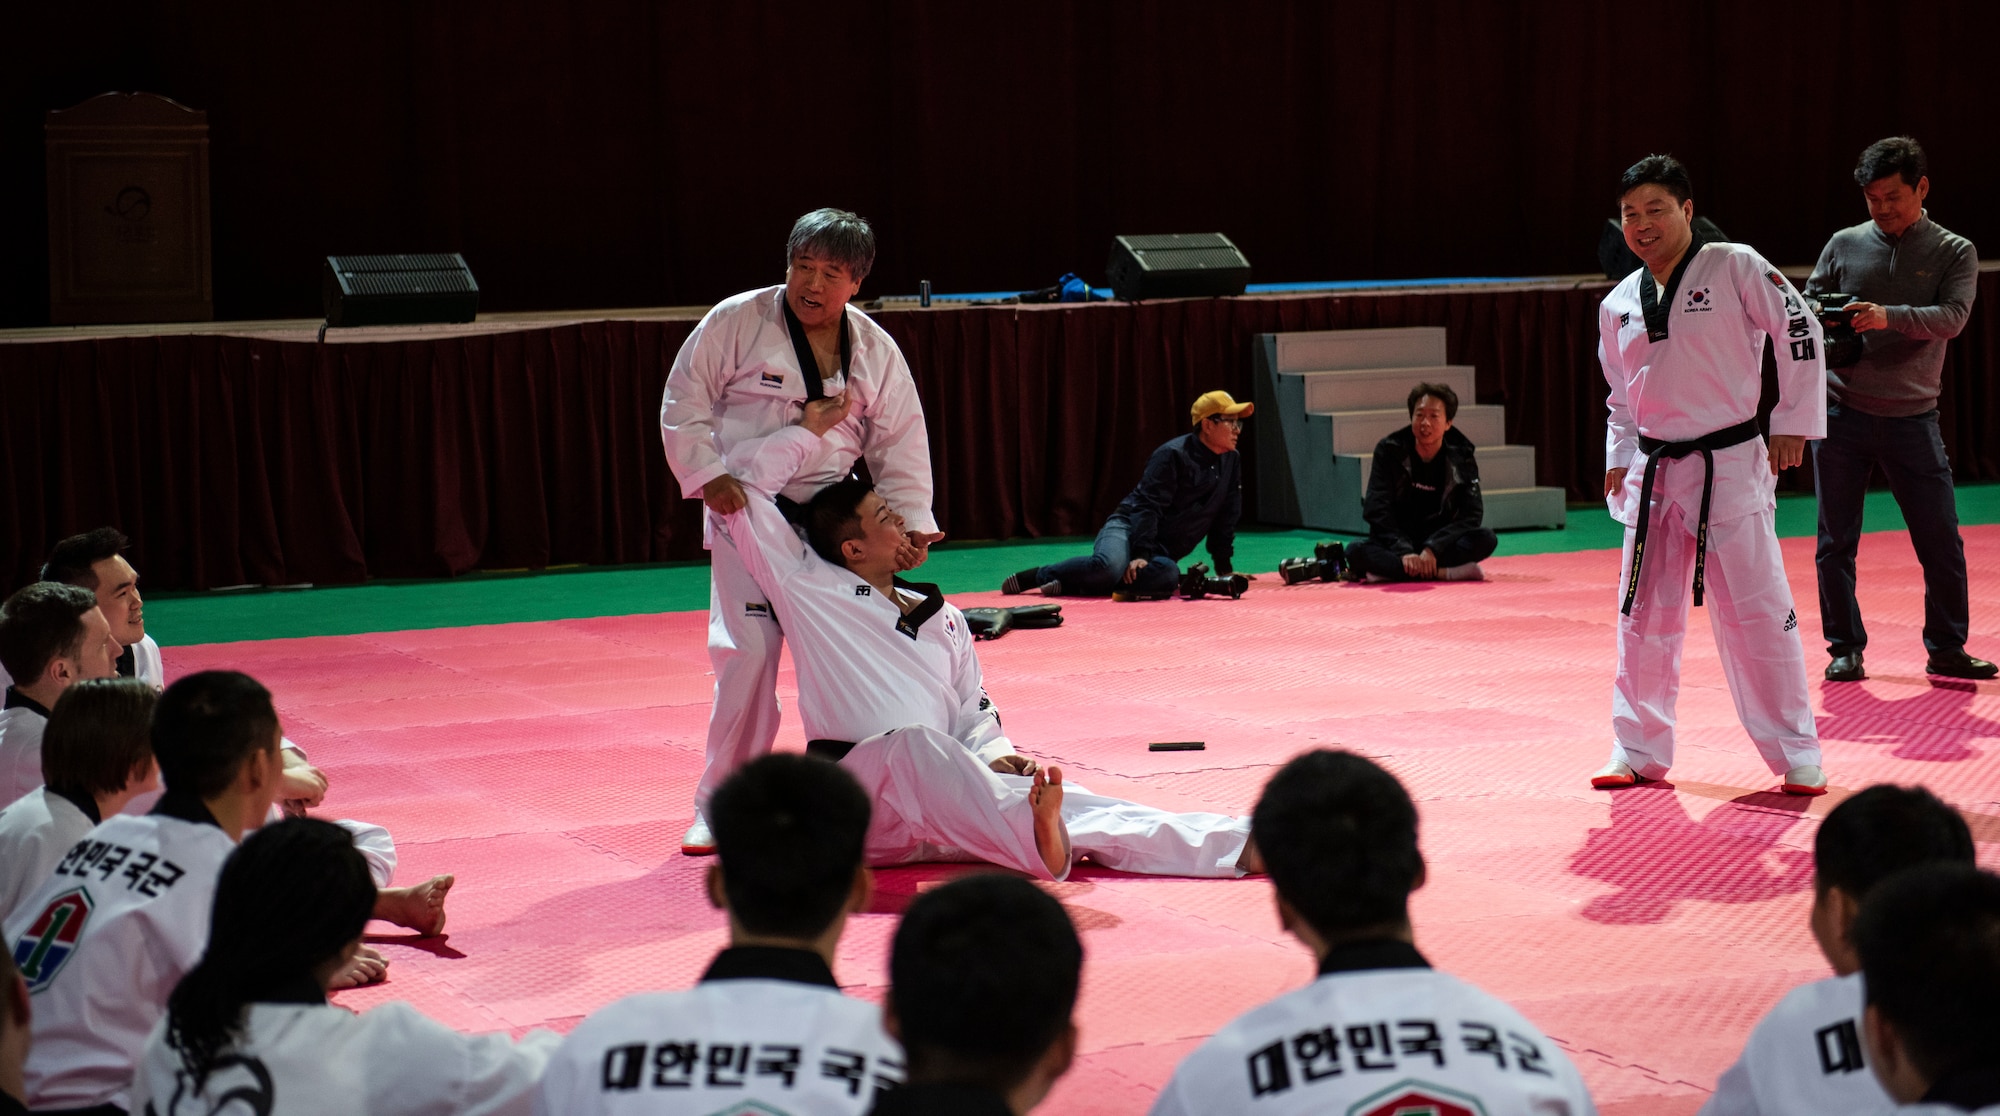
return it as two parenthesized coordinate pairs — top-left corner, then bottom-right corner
(962, 607), (1014, 640)
(1006, 603), (1064, 629)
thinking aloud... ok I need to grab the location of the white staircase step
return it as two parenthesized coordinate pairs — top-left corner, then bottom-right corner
(1323, 404), (1506, 456)
(1483, 486), (1569, 530)
(1270, 326), (1446, 373)
(1290, 365), (1476, 412)
(1347, 442), (1538, 492)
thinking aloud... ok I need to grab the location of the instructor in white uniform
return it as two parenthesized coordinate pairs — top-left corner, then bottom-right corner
(719, 400), (1256, 881)
(1591, 154), (1828, 795)
(662, 208), (939, 856)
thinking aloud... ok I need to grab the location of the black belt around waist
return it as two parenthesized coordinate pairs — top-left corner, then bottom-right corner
(806, 739), (857, 761)
(1620, 418), (1762, 617)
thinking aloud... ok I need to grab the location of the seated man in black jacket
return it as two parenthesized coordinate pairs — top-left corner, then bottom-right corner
(1346, 383), (1498, 582)
(1001, 391), (1247, 600)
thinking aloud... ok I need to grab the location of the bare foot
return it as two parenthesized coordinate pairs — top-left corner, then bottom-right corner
(1028, 766), (1071, 877)
(373, 874), (454, 936)
(1235, 834), (1265, 874)
(328, 944), (389, 990)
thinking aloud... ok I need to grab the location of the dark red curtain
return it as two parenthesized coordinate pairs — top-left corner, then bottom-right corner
(5, 2), (1999, 325)
(7, 273), (1997, 591)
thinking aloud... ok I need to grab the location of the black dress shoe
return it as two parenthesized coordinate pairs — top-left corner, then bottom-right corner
(1825, 652), (1866, 682)
(1926, 648), (2000, 680)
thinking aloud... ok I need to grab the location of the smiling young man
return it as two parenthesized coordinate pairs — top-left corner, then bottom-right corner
(1806, 137), (1987, 685)
(661, 208), (941, 856)
(1345, 382), (1497, 582)
(37, 529), (160, 688)
(1002, 390), (1249, 600)
(1591, 154), (1828, 796)
(714, 394), (1258, 881)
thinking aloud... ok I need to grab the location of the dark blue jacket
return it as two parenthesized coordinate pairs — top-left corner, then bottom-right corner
(1111, 431), (1242, 574)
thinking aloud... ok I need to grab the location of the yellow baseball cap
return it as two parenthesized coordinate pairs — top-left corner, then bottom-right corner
(1191, 390), (1254, 427)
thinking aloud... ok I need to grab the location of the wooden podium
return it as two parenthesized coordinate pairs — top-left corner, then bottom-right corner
(45, 92), (213, 324)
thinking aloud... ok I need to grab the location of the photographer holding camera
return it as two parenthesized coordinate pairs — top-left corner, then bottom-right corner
(1001, 391), (1248, 601)
(1345, 382), (1498, 583)
(1808, 136), (1988, 682)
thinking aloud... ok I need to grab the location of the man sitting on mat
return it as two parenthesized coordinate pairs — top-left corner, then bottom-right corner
(1344, 382), (1498, 583)
(870, 874), (1080, 1115)
(1150, 750), (1596, 1116)
(1851, 864), (2000, 1112)
(1702, 785), (1974, 1116)
(1000, 390), (1248, 601)
(0, 583), (120, 807)
(28, 526), (454, 942)
(718, 393), (1259, 881)
(540, 754), (903, 1116)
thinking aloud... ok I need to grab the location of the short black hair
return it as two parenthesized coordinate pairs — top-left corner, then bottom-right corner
(43, 677), (156, 799)
(1855, 136), (1926, 189)
(804, 478), (876, 567)
(0, 581), (98, 683)
(41, 527), (130, 588)
(1815, 784), (1973, 899)
(890, 874), (1081, 1091)
(786, 208), (876, 282)
(708, 754), (871, 938)
(152, 671), (280, 800)
(1854, 864), (2000, 1082)
(1254, 750), (1421, 940)
(1619, 154), (1692, 206)
(1407, 382), (1459, 421)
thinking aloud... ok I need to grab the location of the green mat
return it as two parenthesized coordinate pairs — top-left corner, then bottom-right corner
(144, 484), (2000, 646)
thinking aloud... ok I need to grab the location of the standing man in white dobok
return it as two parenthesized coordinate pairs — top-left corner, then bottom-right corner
(1703, 784), (1974, 1116)
(1591, 154), (1829, 795)
(719, 399), (1256, 881)
(662, 208), (939, 856)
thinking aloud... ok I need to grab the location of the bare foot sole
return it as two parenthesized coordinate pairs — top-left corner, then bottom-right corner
(374, 874), (455, 936)
(328, 944), (390, 990)
(1236, 834), (1265, 875)
(1029, 766), (1072, 878)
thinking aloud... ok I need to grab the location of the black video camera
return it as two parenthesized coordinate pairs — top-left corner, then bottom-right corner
(1179, 562), (1248, 600)
(1278, 541), (1346, 585)
(1808, 292), (1866, 370)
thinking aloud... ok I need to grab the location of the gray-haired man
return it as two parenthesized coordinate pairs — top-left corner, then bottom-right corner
(661, 209), (941, 855)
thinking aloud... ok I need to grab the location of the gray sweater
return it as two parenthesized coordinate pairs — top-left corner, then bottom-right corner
(1807, 211), (1978, 417)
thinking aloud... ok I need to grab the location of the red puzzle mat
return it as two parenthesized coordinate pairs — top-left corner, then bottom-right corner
(167, 528), (2000, 1115)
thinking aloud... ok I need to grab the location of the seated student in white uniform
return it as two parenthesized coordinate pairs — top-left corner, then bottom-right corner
(719, 395), (1258, 881)
(0, 679), (157, 920)
(2, 951), (28, 1116)
(133, 817), (556, 1116)
(5, 669), (284, 1114)
(1151, 750), (1597, 1116)
(539, 754), (903, 1116)
(36, 527), (455, 941)
(0, 583), (121, 807)
(1704, 785), (1975, 1116)
(869, 874), (1081, 1116)
(1852, 864), (2000, 1114)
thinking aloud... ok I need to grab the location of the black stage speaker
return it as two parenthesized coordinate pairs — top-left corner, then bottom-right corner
(322, 254), (479, 327)
(1105, 233), (1251, 301)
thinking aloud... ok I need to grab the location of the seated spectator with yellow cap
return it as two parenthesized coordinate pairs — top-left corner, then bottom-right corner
(1003, 390), (1250, 600)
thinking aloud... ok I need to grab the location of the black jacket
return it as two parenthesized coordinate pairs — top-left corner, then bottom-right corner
(1361, 425), (1485, 555)
(1110, 431), (1242, 574)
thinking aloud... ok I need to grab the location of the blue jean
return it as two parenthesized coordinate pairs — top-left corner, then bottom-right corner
(1812, 404), (1970, 656)
(1035, 517), (1180, 598)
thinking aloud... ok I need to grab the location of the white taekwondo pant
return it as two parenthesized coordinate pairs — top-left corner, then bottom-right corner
(695, 519), (787, 815)
(1610, 502), (1821, 778)
(839, 725), (1251, 881)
